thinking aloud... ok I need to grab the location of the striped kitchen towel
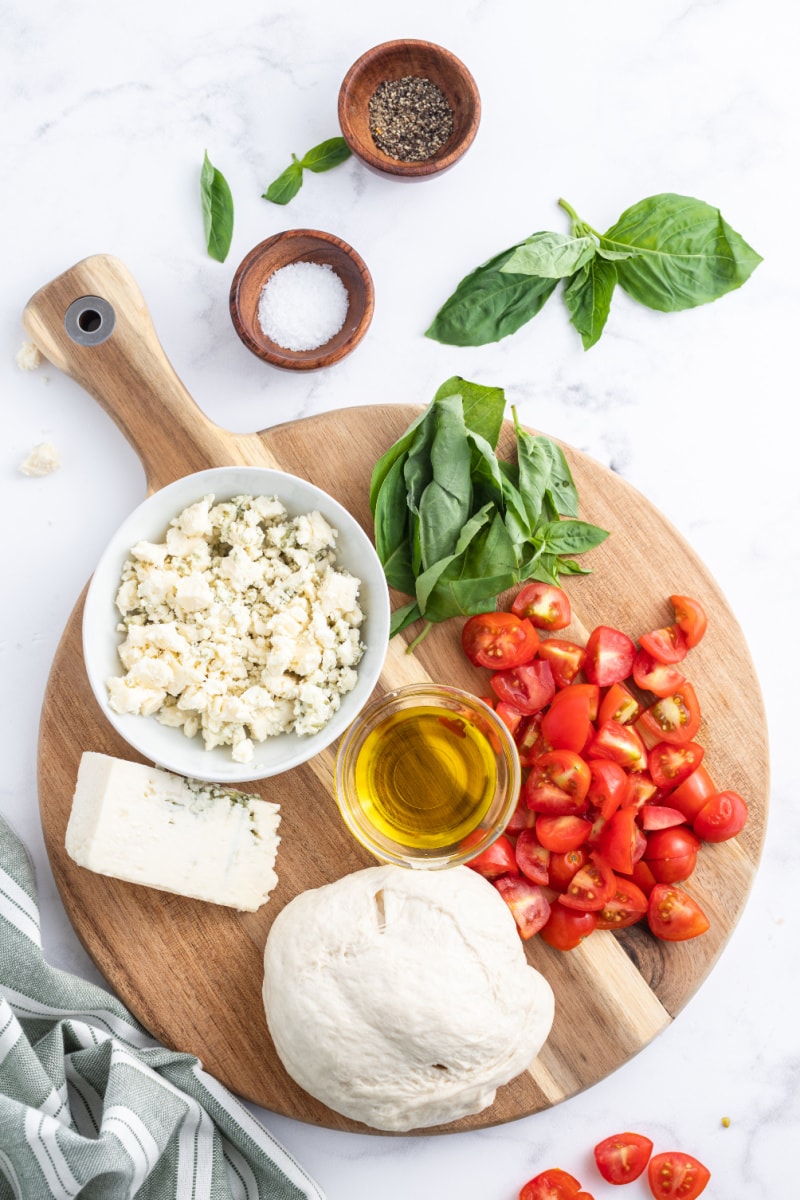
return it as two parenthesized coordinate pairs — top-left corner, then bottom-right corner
(0, 816), (324, 1200)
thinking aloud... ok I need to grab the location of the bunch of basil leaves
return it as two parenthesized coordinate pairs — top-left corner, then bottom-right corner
(370, 377), (609, 647)
(426, 194), (762, 350)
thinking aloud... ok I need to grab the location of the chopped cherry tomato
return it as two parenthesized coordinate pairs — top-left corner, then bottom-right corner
(640, 804), (687, 831)
(524, 749), (591, 814)
(462, 611), (540, 670)
(648, 740), (705, 792)
(539, 904), (598, 950)
(596, 807), (646, 875)
(519, 1168), (594, 1200)
(643, 827), (700, 883)
(693, 790), (748, 842)
(538, 639), (587, 688)
(515, 712), (546, 767)
(506, 794), (539, 834)
(598, 681), (640, 726)
(535, 814), (593, 853)
(587, 759), (630, 821)
(512, 582), (572, 631)
(633, 648), (686, 698)
(637, 683), (702, 745)
(622, 858), (659, 897)
(668, 764), (718, 822)
(583, 625), (637, 687)
(588, 720), (647, 771)
(625, 770), (659, 810)
(494, 876), (551, 939)
(647, 883), (710, 941)
(541, 685), (598, 752)
(465, 834), (519, 880)
(548, 846), (590, 892)
(496, 700), (524, 736)
(594, 1131), (654, 1184)
(514, 827), (551, 885)
(669, 594), (708, 649)
(639, 623), (688, 665)
(596, 875), (649, 930)
(559, 852), (616, 912)
(647, 1151), (710, 1199)
(491, 661), (556, 715)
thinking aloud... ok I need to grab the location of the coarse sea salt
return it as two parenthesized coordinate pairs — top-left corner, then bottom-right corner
(258, 261), (349, 352)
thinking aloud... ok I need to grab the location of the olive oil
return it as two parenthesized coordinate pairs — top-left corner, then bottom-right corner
(353, 705), (498, 849)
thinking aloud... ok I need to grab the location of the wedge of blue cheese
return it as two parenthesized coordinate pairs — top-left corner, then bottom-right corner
(65, 752), (280, 911)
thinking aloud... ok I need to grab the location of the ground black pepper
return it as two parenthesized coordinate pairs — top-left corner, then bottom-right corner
(368, 75), (454, 162)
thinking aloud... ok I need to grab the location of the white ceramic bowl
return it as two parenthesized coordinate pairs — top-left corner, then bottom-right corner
(83, 466), (391, 783)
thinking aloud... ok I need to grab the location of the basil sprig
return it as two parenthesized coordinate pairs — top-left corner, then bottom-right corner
(263, 136), (351, 205)
(370, 378), (609, 648)
(200, 151), (234, 263)
(426, 194), (762, 350)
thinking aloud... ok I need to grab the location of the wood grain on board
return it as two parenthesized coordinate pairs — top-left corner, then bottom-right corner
(26, 255), (768, 1134)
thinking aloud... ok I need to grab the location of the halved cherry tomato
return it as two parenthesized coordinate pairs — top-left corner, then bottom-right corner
(512, 582), (572, 631)
(647, 1151), (710, 1199)
(538, 639), (587, 688)
(640, 804), (687, 831)
(637, 683), (702, 745)
(491, 661), (556, 715)
(693, 790), (748, 842)
(494, 876), (551, 939)
(465, 834), (518, 880)
(668, 764), (718, 822)
(639, 623), (688, 665)
(583, 625), (637, 687)
(496, 700), (524, 736)
(535, 814), (593, 853)
(519, 1168), (595, 1200)
(548, 847), (590, 892)
(648, 740), (705, 792)
(524, 749), (591, 814)
(596, 807), (646, 875)
(595, 875), (649, 930)
(643, 827), (700, 883)
(539, 904), (598, 950)
(587, 759), (630, 821)
(669, 594), (708, 649)
(633, 648), (686, 698)
(588, 720), (647, 771)
(514, 827), (550, 885)
(541, 685), (598, 752)
(647, 883), (710, 941)
(559, 852), (616, 911)
(598, 681), (640, 726)
(462, 611), (539, 669)
(594, 1131), (654, 1184)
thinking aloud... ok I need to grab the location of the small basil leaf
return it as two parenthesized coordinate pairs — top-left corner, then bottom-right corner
(434, 376), (507, 449)
(300, 136), (352, 173)
(200, 151), (234, 263)
(539, 518), (610, 556)
(502, 232), (596, 279)
(603, 193), (762, 311)
(262, 158), (304, 206)
(563, 257), (618, 350)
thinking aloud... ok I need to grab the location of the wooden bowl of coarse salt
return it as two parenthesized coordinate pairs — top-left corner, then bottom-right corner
(229, 229), (375, 370)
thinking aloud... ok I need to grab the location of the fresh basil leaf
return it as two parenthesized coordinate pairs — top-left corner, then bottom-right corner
(418, 395), (473, 567)
(369, 405), (435, 514)
(390, 599), (423, 638)
(200, 151), (234, 263)
(415, 506), (493, 615)
(300, 136), (352, 173)
(403, 417), (437, 518)
(425, 245), (559, 346)
(262, 157), (304, 205)
(563, 257), (618, 350)
(603, 193), (762, 311)
(596, 242), (641, 261)
(502, 232), (596, 279)
(529, 434), (581, 518)
(538, 518), (610, 556)
(373, 457), (416, 595)
(434, 377), (507, 449)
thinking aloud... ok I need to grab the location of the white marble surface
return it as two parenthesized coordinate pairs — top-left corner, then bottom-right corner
(2, 0), (797, 1195)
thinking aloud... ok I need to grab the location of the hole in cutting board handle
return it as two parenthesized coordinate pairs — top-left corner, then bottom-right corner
(64, 295), (116, 346)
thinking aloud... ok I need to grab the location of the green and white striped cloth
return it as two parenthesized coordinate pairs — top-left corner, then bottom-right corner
(0, 816), (324, 1200)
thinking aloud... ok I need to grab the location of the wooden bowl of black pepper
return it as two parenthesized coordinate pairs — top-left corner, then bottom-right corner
(338, 39), (480, 179)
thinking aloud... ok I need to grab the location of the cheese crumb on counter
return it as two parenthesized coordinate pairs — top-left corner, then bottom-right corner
(106, 493), (365, 762)
(16, 340), (42, 371)
(66, 751), (281, 911)
(20, 441), (60, 476)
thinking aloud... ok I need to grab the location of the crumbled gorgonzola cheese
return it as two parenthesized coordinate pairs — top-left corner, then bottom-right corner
(106, 494), (365, 762)
(20, 441), (60, 476)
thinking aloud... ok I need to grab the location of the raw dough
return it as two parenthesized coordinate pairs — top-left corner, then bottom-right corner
(262, 864), (555, 1131)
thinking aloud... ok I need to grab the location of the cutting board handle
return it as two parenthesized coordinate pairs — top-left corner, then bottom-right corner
(22, 254), (267, 493)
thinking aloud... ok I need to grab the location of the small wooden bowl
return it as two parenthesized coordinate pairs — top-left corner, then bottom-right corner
(338, 39), (481, 179)
(229, 230), (374, 370)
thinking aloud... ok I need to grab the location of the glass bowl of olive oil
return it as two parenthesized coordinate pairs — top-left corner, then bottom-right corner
(334, 684), (521, 869)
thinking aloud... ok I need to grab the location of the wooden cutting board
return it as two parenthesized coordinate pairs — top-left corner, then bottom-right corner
(26, 255), (769, 1135)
